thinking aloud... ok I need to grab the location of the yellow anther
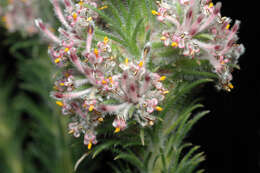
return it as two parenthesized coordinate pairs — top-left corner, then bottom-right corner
(102, 80), (107, 84)
(72, 12), (77, 20)
(64, 47), (69, 52)
(94, 48), (99, 56)
(171, 42), (178, 48)
(88, 26), (93, 34)
(163, 90), (169, 94)
(89, 105), (94, 112)
(160, 36), (166, 41)
(88, 142), (92, 150)
(151, 10), (159, 15)
(53, 85), (58, 90)
(98, 117), (104, 122)
(68, 129), (74, 134)
(114, 127), (120, 133)
(160, 76), (166, 81)
(209, 2), (214, 8)
(155, 106), (163, 111)
(1, 16), (6, 23)
(138, 61), (144, 67)
(228, 83), (234, 89)
(60, 83), (65, 86)
(226, 24), (230, 30)
(56, 101), (64, 107)
(87, 17), (92, 21)
(149, 121), (154, 126)
(104, 36), (109, 44)
(55, 58), (61, 63)
(99, 5), (108, 10)
(78, 0), (84, 6)
(108, 76), (113, 84)
(125, 58), (129, 65)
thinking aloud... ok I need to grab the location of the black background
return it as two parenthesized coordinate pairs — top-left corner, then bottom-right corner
(0, 0), (257, 172)
(188, 1), (257, 173)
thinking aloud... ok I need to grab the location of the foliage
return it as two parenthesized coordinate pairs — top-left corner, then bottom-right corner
(0, 0), (241, 172)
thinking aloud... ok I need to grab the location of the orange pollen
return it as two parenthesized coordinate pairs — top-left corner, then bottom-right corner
(72, 13), (77, 20)
(94, 48), (99, 56)
(102, 80), (107, 84)
(64, 47), (69, 52)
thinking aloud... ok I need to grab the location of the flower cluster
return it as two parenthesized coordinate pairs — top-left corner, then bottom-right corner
(152, 0), (244, 91)
(0, 0), (39, 36)
(36, 0), (167, 149)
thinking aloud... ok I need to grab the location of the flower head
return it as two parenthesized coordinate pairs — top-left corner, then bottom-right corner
(0, 0), (39, 35)
(153, 0), (244, 90)
(36, 0), (167, 148)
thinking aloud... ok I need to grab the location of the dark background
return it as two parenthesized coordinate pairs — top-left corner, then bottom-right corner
(0, 0), (257, 173)
(188, 1), (257, 173)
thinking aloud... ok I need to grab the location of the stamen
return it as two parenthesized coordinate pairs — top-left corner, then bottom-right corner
(56, 101), (64, 107)
(149, 121), (154, 126)
(160, 36), (166, 41)
(102, 80), (107, 84)
(160, 76), (166, 81)
(72, 12), (77, 20)
(108, 77), (113, 84)
(114, 127), (120, 133)
(171, 42), (178, 48)
(209, 2), (214, 8)
(88, 142), (92, 150)
(226, 24), (230, 30)
(163, 90), (169, 94)
(94, 48), (99, 56)
(138, 61), (144, 67)
(125, 58), (129, 65)
(87, 17), (92, 22)
(89, 105), (94, 112)
(98, 117), (104, 122)
(151, 10), (159, 16)
(68, 129), (74, 134)
(64, 47), (69, 52)
(104, 36), (109, 44)
(78, 0), (84, 6)
(155, 106), (163, 111)
(99, 5), (108, 10)
(228, 83), (234, 89)
(55, 58), (61, 63)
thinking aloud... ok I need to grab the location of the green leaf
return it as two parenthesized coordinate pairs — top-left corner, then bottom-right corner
(95, 28), (127, 47)
(114, 153), (144, 171)
(140, 128), (145, 146)
(92, 140), (120, 158)
(130, 18), (144, 55)
(194, 33), (214, 41)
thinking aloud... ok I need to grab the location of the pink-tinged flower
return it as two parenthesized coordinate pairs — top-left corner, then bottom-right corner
(68, 122), (81, 138)
(36, 0), (167, 148)
(83, 99), (97, 112)
(84, 132), (97, 150)
(153, 0), (245, 91)
(1, 0), (39, 36)
(146, 98), (159, 113)
(112, 118), (127, 133)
